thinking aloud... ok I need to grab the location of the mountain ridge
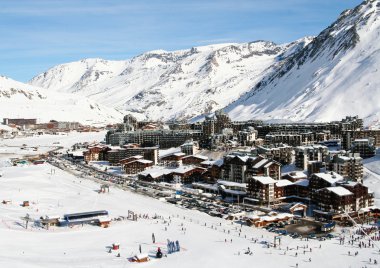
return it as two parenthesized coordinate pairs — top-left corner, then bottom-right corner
(25, 0), (380, 126)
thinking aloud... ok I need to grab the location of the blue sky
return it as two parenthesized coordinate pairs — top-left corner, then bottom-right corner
(0, 0), (362, 82)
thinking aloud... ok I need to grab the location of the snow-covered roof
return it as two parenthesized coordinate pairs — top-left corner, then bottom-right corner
(136, 159), (153, 164)
(201, 159), (224, 167)
(313, 172), (344, 185)
(253, 159), (268, 169)
(200, 160), (215, 165)
(181, 141), (196, 146)
(223, 189), (246, 195)
(69, 150), (85, 157)
(283, 171), (307, 179)
(217, 180), (247, 188)
(98, 216), (112, 222)
(192, 182), (218, 191)
(182, 154), (208, 160)
(251, 176), (276, 185)
(226, 155), (250, 163)
(326, 186), (353, 197)
(139, 167), (172, 178)
(121, 155), (144, 161)
(259, 213), (294, 222)
(293, 179), (309, 187)
(172, 165), (203, 174)
(275, 179), (293, 187)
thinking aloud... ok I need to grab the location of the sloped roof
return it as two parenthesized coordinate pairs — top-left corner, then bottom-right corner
(326, 186), (353, 197)
(252, 176), (276, 185)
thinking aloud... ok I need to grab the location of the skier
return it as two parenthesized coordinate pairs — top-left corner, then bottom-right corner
(139, 244), (142, 254)
(176, 240), (180, 252)
(152, 233), (156, 244)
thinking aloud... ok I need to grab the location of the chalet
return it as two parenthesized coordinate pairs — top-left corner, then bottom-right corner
(309, 172), (344, 192)
(160, 152), (186, 167)
(98, 216), (112, 228)
(221, 155), (251, 183)
(181, 155), (208, 166)
(171, 166), (207, 184)
(274, 179), (293, 199)
(246, 212), (294, 228)
(338, 181), (374, 211)
(221, 155), (281, 184)
(285, 179), (310, 199)
(120, 155), (144, 165)
(138, 166), (206, 184)
(83, 145), (111, 162)
(247, 176), (276, 204)
(246, 156), (281, 180)
(200, 159), (224, 184)
(40, 215), (60, 229)
(313, 186), (355, 214)
(123, 159), (153, 174)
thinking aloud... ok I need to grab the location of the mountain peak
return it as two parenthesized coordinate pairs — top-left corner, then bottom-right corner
(27, 0), (380, 125)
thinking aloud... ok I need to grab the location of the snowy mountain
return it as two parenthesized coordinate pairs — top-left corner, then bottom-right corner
(30, 0), (380, 125)
(226, 0), (380, 126)
(0, 76), (122, 125)
(29, 41), (312, 121)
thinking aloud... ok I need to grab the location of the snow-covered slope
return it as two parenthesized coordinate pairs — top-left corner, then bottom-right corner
(30, 41), (311, 121)
(226, 0), (380, 126)
(0, 76), (122, 125)
(30, 0), (380, 125)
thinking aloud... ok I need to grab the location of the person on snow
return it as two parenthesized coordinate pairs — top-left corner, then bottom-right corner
(152, 233), (156, 244)
(176, 240), (180, 252)
(156, 247), (163, 258)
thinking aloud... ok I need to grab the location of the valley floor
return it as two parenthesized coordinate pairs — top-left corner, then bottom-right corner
(0, 133), (379, 267)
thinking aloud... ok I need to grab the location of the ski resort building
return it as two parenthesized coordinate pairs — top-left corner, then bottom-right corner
(106, 129), (202, 149)
(326, 153), (363, 182)
(181, 155), (208, 166)
(247, 176), (276, 204)
(350, 138), (376, 159)
(256, 144), (293, 165)
(122, 158), (154, 174)
(106, 145), (159, 165)
(221, 155), (281, 184)
(160, 152), (186, 167)
(294, 145), (329, 170)
(83, 145), (111, 162)
(60, 210), (110, 227)
(180, 140), (199, 155)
